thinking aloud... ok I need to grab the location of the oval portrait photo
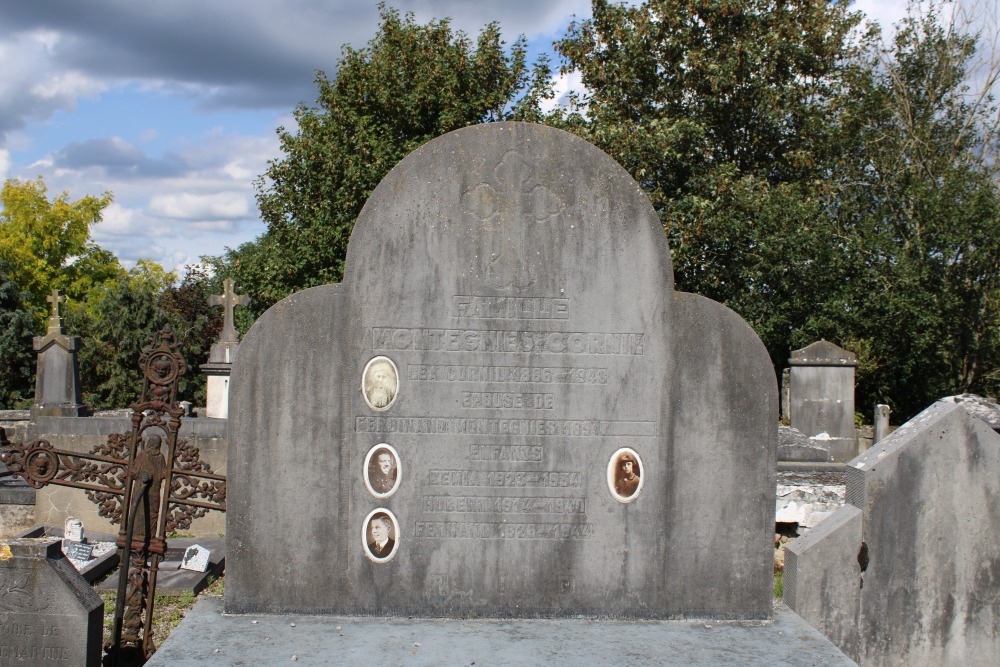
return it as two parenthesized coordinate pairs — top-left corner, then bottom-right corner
(362, 509), (399, 563)
(607, 447), (644, 503)
(361, 356), (399, 411)
(364, 443), (401, 498)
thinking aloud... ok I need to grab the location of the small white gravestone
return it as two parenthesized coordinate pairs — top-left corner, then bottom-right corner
(64, 516), (84, 542)
(180, 544), (211, 572)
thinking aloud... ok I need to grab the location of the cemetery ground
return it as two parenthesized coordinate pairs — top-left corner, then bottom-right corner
(99, 574), (224, 649)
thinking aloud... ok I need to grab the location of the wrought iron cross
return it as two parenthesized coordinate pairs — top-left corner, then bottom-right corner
(0, 326), (226, 665)
(208, 278), (250, 343)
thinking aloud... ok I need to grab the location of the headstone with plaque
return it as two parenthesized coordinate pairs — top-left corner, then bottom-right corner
(227, 123), (776, 619)
(0, 538), (103, 667)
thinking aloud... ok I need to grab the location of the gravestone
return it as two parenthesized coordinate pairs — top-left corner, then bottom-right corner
(202, 278), (250, 418)
(227, 122), (776, 619)
(785, 400), (1000, 665)
(0, 538), (103, 666)
(788, 340), (856, 461)
(31, 290), (87, 418)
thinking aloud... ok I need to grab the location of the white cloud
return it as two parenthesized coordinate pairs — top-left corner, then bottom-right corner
(93, 202), (137, 236)
(0, 149), (10, 180)
(542, 68), (586, 113)
(148, 192), (250, 220)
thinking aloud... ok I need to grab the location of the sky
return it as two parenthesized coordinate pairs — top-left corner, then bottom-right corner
(0, 0), (913, 275)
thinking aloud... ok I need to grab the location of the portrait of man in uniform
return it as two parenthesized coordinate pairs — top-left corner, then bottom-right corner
(608, 448), (644, 502)
(364, 511), (398, 562)
(362, 356), (398, 410)
(365, 444), (400, 497)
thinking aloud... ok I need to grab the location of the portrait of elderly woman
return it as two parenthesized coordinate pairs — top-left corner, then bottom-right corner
(365, 444), (400, 497)
(608, 448), (644, 502)
(362, 356), (398, 410)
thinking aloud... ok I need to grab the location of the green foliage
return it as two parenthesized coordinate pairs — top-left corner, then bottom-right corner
(0, 261), (39, 407)
(0, 178), (118, 320)
(550, 0), (1000, 420)
(227, 3), (553, 317)
(68, 262), (176, 408)
(67, 264), (223, 409)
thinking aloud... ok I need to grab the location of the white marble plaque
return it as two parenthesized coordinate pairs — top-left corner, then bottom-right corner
(180, 544), (211, 572)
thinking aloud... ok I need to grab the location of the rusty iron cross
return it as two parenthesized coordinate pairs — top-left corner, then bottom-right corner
(208, 278), (250, 344)
(0, 326), (226, 665)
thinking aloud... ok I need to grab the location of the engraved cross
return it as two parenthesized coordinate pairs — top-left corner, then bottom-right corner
(208, 279), (250, 343)
(46, 288), (66, 319)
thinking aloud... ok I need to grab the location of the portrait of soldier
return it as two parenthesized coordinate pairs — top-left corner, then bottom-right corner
(363, 357), (398, 410)
(368, 447), (398, 495)
(614, 450), (641, 499)
(366, 513), (396, 560)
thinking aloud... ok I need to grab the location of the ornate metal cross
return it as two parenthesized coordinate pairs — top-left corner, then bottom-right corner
(208, 278), (250, 344)
(1, 326), (226, 665)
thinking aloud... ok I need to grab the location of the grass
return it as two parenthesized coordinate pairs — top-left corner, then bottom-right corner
(100, 575), (224, 650)
(773, 571), (784, 598)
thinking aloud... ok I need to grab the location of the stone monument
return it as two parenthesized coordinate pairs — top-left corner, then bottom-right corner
(201, 279), (250, 418)
(227, 123), (777, 619)
(788, 340), (857, 462)
(785, 400), (1000, 665)
(0, 537), (103, 666)
(31, 290), (87, 418)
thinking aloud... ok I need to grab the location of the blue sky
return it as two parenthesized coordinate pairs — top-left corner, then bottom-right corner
(1, 0), (912, 275)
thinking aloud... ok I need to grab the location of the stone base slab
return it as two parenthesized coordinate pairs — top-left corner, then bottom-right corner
(146, 597), (855, 666)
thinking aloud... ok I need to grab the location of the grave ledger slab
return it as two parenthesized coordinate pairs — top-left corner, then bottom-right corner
(227, 122), (777, 619)
(0, 537), (103, 667)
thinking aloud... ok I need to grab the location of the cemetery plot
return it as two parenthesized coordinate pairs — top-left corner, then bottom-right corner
(228, 123), (776, 619)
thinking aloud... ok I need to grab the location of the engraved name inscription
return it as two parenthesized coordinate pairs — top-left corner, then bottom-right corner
(408, 364), (608, 384)
(469, 444), (544, 461)
(423, 495), (586, 514)
(356, 417), (656, 437)
(452, 296), (570, 320)
(428, 470), (584, 488)
(373, 328), (644, 356)
(414, 521), (593, 540)
(462, 391), (554, 409)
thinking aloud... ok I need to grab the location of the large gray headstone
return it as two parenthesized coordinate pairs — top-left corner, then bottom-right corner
(32, 291), (86, 418)
(227, 122), (776, 619)
(788, 340), (857, 461)
(0, 538), (103, 667)
(785, 400), (1000, 665)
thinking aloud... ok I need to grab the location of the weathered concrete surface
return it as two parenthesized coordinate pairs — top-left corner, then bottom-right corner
(785, 505), (862, 657)
(788, 341), (857, 462)
(147, 596), (856, 667)
(0, 538), (103, 667)
(787, 401), (1000, 666)
(228, 122), (776, 619)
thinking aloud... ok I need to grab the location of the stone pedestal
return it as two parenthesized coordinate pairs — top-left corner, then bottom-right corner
(202, 280), (249, 420)
(788, 340), (857, 462)
(31, 291), (87, 419)
(0, 537), (104, 667)
(202, 341), (239, 419)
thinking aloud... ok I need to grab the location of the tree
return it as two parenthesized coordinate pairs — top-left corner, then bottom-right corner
(68, 261), (176, 408)
(551, 0), (1000, 419)
(230, 4), (553, 316)
(0, 178), (118, 319)
(825, 0), (1000, 416)
(0, 261), (38, 407)
(159, 265), (223, 405)
(551, 0), (865, 382)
